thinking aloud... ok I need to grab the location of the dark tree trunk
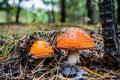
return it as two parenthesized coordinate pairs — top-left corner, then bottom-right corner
(117, 0), (120, 24)
(98, 0), (120, 55)
(86, 0), (94, 24)
(51, 0), (55, 23)
(15, 0), (22, 23)
(61, 0), (66, 22)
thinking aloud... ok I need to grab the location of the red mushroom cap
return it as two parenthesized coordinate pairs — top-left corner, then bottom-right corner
(30, 40), (54, 58)
(56, 28), (95, 49)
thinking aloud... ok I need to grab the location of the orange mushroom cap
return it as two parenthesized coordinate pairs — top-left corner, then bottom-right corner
(30, 40), (54, 58)
(56, 28), (95, 49)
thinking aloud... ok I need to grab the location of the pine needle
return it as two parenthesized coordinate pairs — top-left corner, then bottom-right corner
(53, 75), (74, 80)
(32, 58), (46, 71)
(80, 66), (104, 79)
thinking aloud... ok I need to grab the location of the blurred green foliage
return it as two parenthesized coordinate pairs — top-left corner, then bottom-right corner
(0, 0), (118, 24)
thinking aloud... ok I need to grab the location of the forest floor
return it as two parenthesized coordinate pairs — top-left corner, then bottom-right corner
(0, 23), (120, 80)
(0, 23), (31, 33)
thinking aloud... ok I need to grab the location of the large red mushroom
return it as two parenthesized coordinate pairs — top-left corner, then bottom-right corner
(56, 27), (95, 64)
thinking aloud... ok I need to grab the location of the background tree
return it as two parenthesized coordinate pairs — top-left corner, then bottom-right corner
(15, 0), (22, 23)
(66, 0), (87, 22)
(86, 0), (94, 24)
(61, 0), (66, 22)
(0, 0), (9, 11)
(0, 0), (10, 23)
(51, 0), (55, 23)
(42, 0), (51, 23)
(117, 0), (120, 24)
(42, 0), (56, 23)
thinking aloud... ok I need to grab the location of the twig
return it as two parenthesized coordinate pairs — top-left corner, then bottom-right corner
(32, 58), (45, 72)
(35, 67), (59, 80)
(53, 75), (74, 80)
(80, 66), (104, 79)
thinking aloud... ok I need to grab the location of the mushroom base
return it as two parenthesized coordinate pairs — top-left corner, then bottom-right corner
(68, 50), (80, 65)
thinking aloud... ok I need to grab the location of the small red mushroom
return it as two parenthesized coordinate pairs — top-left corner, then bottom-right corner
(56, 27), (95, 64)
(30, 40), (54, 58)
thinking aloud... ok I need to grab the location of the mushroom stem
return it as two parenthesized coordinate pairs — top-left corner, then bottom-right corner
(68, 50), (80, 65)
